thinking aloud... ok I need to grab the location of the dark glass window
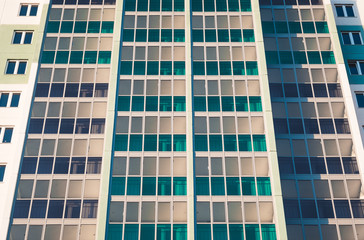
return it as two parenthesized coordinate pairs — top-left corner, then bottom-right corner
(300, 200), (317, 218)
(334, 200), (351, 218)
(273, 119), (288, 134)
(80, 84), (94, 97)
(64, 200), (81, 218)
(47, 200), (64, 218)
(294, 157), (310, 174)
(82, 200), (98, 218)
(269, 84), (283, 97)
(304, 119), (319, 134)
(342, 157), (359, 174)
(13, 200), (30, 218)
(44, 119), (59, 134)
(91, 119), (105, 133)
(317, 200), (334, 218)
(30, 200), (47, 218)
(65, 83), (79, 97)
(278, 157), (294, 174)
(21, 157), (37, 174)
(310, 157), (326, 174)
(38, 157), (54, 174)
(50, 84), (65, 97)
(87, 157), (102, 174)
(289, 119), (304, 134)
(326, 157), (342, 174)
(70, 157), (86, 174)
(351, 200), (364, 218)
(60, 119), (75, 134)
(319, 119), (335, 134)
(75, 119), (90, 134)
(298, 84), (313, 97)
(28, 119), (44, 134)
(334, 119), (350, 134)
(54, 157), (70, 174)
(284, 200), (300, 218)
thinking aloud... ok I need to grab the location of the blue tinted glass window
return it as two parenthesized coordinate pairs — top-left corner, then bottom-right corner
(0, 166), (5, 181)
(54, 157), (70, 174)
(13, 32), (22, 44)
(13, 200), (30, 218)
(19, 6), (28, 16)
(3, 128), (13, 143)
(10, 93), (20, 107)
(38, 157), (54, 174)
(30, 200), (47, 218)
(48, 200), (64, 218)
(0, 93), (9, 107)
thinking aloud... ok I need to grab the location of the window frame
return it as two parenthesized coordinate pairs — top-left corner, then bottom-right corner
(0, 126), (14, 143)
(341, 31), (363, 45)
(5, 60), (27, 75)
(12, 31), (34, 44)
(335, 4), (355, 17)
(0, 165), (5, 182)
(19, 4), (38, 17)
(0, 92), (21, 107)
(348, 60), (364, 75)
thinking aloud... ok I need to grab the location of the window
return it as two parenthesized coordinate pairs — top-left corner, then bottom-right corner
(335, 5), (355, 17)
(5, 60), (27, 74)
(341, 31), (363, 45)
(348, 61), (364, 75)
(12, 31), (33, 44)
(0, 127), (13, 143)
(0, 92), (20, 107)
(19, 4), (38, 16)
(0, 166), (5, 181)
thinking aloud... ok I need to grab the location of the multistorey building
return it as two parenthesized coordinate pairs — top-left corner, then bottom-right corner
(0, 0), (362, 239)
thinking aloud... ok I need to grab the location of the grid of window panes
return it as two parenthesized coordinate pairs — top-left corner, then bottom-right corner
(107, 6), (188, 240)
(191, 2), (276, 239)
(9, 2), (115, 240)
(260, 1), (364, 239)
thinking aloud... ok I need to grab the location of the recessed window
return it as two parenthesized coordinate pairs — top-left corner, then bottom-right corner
(0, 166), (5, 181)
(341, 31), (362, 45)
(0, 127), (14, 143)
(348, 60), (364, 75)
(355, 93), (364, 107)
(335, 5), (355, 17)
(12, 31), (33, 44)
(0, 92), (21, 107)
(19, 4), (38, 16)
(5, 60), (27, 75)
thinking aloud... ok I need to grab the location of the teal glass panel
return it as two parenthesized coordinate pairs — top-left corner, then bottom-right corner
(123, 29), (134, 42)
(132, 96), (144, 111)
(174, 96), (186, 111)
(173, 225), (187, 240)
(307, 51), (322, 64)
(209, 135), (223, 151)
(315, 22), (329, 33)
(261, 225), (276, 240)
(246, 62), (258, 75)
(60, 21), (73, 33)
(115, 135), (128, 151)
(158, 177), (171, 195)
(174, 61), (185, 75)
(144, 135), (157, 151)
(141, 225), (154, 240)
(125, 0), (136, 11)
(204, 0), (215, 11)
(70, 51), (83, 64)
(249, 96), (262, 111)
(229, 224), (244, 240)
(102, 21), (114, 33)
(74, 21), (87, 33)
(111, 177), (126, 195)
(160, 61), (172, 75)
(159, 135), (172, 151)
(87, 21), (100, 33)
(162, 0), (172, 10)
(288, 22), (302, 33)
(242, 177), (256, 195)
(121, 61), (132, 75)
(205, 30), (217, 42)
(321, 51), (336, 64)
(265, 51), (279, 65)
(160, 96), (172, 111)
(195, 135), (208, 151)
(193, 62), (205, 75)
(98, 51), (111, 64)
(233, 61), (245, 75)
(240, 0), (251, 11)
(221, 96), (234, 111)
(150, 0), (161, 11)
(275, 22), (288, 33)
(194, 97), (207, 111)
(262, 22), (274, 34)
(196, 177), (209, 195)
(302, 22), (315, 33)
(279, 51), (293, 64)
(108, 224), (123, 240)
(84, 51), (97, 64)
(134, 61), (146, 75)
(226, 177), (240, 195)
(47, 21), (60, 33)
(174, 29), (185, 42)
(147, 61), (159, 75)
(230, 29), (242, 42)
(118, 96), (130, 111)
(142, 177), (156, 195)
(137, 0), (148, 11)
(174, 135), (186, 151)
(161, 29), (172, 42)
(174, 0), (184, 11)
(218, 30), (229, 42)
(235, 97), (248, 111)
(228, 0), (239, 11)
(41, 51), (55, 64)
(211, 177), (225, 195)
(216, 0), (227, 11)
(245, 225), (260, 240)
(208, 96), (220, 111)
(129, 135), (143, 151)
(136, 29), (147, 42)
(192, 30), (204, 42)
(293, 52), (307, 64)
(257, 177), (271, 196)
(146, 96), (158, 111)
(127, 177), (141, 195)
(149, 29), (160, 42)
(213, 225), (227, 240)
(243, 29), (254, 42)
(220, 62), (232, 75)
(197, 225), (211, 240)
(224, 135), (237, 151)
(206, 62), (218, 75)
(192, 0), (202, 11)
(173, 177), (187, 195)
(238, 135), (252, 151)
(157, 224), (171, 240)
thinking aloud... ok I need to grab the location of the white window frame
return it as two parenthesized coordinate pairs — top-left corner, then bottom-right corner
(0, 126), (14, 143)
(5, 60), (27, 75)
(19, 4), (38, 17)
(12, 31), (33, 44)
(335, 4), (355, 17)
(348, 60), (364, 75)
(0, 92), (21, 107)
